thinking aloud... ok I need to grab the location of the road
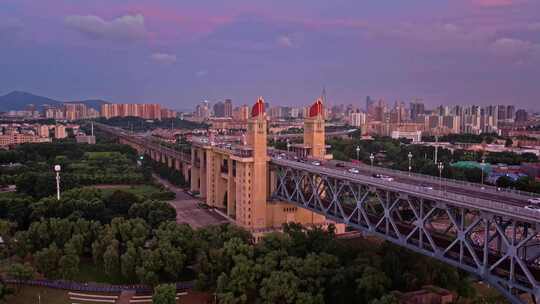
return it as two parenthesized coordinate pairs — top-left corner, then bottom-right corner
(270, 152), (540, 219)
(152, 175), (229, 228)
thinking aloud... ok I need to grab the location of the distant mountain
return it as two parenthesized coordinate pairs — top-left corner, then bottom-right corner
(0, 91), (112, 112)
(0, 91), (62, 112)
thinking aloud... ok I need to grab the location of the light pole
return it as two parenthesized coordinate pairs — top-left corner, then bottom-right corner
(369, 153), (375, 167)
(356, 146), (360, 161)
(408, 152), (413, 175)
(480, 157), (486, 186)
(434, 135), (439, 164)
(438, 162), (444, 190)
(54, 165), (61, 201)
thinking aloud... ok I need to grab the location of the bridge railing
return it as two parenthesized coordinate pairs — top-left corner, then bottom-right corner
(349, 161), (539, 199)
(272, 158), (540, 221)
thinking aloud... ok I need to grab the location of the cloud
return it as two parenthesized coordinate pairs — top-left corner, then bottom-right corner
(65, 14), (148, 42)
(491, 37), (540, 61)
(529, 22), (540, 31)
(276, 35), (293, 48)
(442, 23), (459, 33)
(150, 53), (177, 64)
(0, 18), (23, 38)
(492, 38), (533, 54)
(196, 70), (208, 77)
(472, 0), (515, 7)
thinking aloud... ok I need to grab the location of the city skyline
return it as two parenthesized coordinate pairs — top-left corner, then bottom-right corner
(1, 0), (540, 109)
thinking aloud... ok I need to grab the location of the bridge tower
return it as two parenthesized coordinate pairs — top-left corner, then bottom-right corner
(304, 98), (326, 159)
(239, 97), (268, 229)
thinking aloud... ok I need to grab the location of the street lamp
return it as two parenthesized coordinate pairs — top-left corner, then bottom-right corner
(369, 153), (375, 167)
(54, 165), (61, 201)
(480, 157), (486, 186)
(438, 162), (444, 190)
(356, 146), (360, 161)
(408, 152), (413, 175)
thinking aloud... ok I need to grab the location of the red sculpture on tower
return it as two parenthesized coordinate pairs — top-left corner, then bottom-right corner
(251, 97), (265, 117)
(309, 98), (324, 117)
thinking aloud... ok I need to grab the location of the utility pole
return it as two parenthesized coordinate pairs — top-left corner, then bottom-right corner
(54, 165), (61, 201)
(434, 135), (439, 164)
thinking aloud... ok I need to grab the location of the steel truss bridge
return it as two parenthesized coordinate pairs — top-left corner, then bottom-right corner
(272, 158), (540, 304)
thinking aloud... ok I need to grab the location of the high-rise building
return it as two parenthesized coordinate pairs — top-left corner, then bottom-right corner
(100, 104), (163, 120)
(213, 102), (226, 117)
(64, 103), (88, 121)
(497, 105), (507, 121)
(442, 115), (460, 133)
(350, 112), (366, 127)
(224, 99), (233, 118)
(515, 109), (528, 123)
(233, 105), (249, 121)
(195, 101), (210, 119)
(54, 125), (67, 139)
(410, 99), (425, 121)
(38, 125), (51, 138)
(366, 96), (374, 113)
(506, 105), (515, 121)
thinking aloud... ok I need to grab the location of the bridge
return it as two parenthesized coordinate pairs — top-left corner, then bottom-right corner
(94, 97), (540, 304)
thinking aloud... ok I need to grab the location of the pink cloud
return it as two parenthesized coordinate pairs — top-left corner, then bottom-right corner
(472, 0), (516, 7)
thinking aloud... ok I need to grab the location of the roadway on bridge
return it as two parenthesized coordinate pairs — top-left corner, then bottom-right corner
(270, 152), (539, 210)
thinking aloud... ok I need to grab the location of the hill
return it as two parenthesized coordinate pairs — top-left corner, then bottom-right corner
(0, 91), (62, 111)
(0, 91), (111, 112)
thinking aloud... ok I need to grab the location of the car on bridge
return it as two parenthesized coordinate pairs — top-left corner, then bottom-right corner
(527, 198), (540, 205)
(348, 168), (360, 174)
(525, 205), (540, 212)
(372, 174), (394, 181)
(420, 183), (434, 190)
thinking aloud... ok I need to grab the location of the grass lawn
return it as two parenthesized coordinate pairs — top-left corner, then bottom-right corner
(5, 285), (71, 304)
(90, 184), (171, 200)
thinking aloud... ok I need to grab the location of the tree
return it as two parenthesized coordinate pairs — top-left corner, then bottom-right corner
(260, 271), (303, 304)
(59, 254), (80, 279)
(161, 245), (187, 280)
(34, 244), (61, 277)
(370, 294), (399, 304)
(7, 263), (34, 281)
(153, 284), (176, 304)
(496, 176), (514, 189)
(103, 240), (120, 276)
(216, 256), (259, 304)
(505, 138), (513, 147)
(0, 282), (13, 302)
(357, 266), (391, 302)
(106, 190), (139, 216)
(121, 242), (139, 279)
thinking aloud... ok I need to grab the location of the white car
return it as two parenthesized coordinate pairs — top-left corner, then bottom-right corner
(527, 198), (540, 205)
(311, 161), (321, 166)
(348, 168), (360, 174)
(525, 205), (540, 212)
(373, 174), (394, 181)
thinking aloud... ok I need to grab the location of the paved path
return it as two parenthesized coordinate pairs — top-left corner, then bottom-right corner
(153, 175), (230, 228)
(117, 290), (135, 304)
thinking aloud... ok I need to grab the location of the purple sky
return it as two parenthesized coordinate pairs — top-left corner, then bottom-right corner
(1, 0), (539, 110)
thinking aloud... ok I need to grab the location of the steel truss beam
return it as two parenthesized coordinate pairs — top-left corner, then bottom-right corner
(272, 165), (540, 304)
